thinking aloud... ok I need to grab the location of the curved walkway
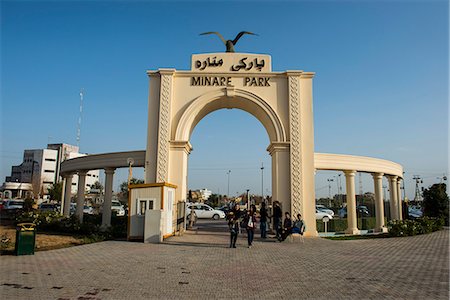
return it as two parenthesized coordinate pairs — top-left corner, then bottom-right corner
(1, 224), (448, 299)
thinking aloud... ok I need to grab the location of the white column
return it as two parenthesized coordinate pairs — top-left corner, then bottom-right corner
(101, 168), (115, 228)
(62, 174), (73, 216)
(76, 171), (87, 223)
(397, 179), (403, 220)
(388, 175), (399, 220)
(372, 172), (387, 232)
(344, 170), (360, 235)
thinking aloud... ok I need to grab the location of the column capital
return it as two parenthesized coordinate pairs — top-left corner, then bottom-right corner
(343, 170), (356, 177)
(170, 140), (193, 154)
(62, 173), (74, 179)
(267, 142), (290, 155)
(104, 168), (116, 175)
(387, 175), (398, 182)
(77, 170), (88, 176)
(372, 172), (384, 179)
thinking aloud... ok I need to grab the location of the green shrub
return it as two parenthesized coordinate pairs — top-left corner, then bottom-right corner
(387, 217), (443, 237)
(15, 211), (127, 240)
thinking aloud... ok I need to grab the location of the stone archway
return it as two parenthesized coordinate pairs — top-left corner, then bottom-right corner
(143, 53), (318, 236)
(172, 88), (289, 220)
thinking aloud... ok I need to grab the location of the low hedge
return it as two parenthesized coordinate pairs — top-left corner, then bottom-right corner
(387, 217), (443, 237)
(15, 210), (127, 240)
(316, 217), (383, 232)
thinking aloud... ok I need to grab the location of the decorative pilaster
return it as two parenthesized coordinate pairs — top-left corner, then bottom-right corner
(156, 69), (175, 182)
(287, 74), (302, 217)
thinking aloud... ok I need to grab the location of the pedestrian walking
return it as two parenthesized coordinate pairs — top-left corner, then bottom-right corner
(227, 204), (242, 248)
(273, 201), (282, 239)
(243, 206), (257, 248)
(259, 202), (268, 238)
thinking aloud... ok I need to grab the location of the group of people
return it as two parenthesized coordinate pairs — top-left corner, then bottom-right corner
(226, 202), (305, 248)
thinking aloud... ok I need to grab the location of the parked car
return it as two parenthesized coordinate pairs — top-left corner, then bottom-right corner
(316, 209), (333, 221)
(2, 199), (24, 211)
(338, 206), (370, 218)
(316, 205), (335, 216)
(38, 203), (59, 212)
(216, 205), (231, 215)
(186, 203), (226, 220)
(83, 205), (94, 215)
(111, 200), (125, 216)
(1, 199), (25, 218)
(408, 206), (423, 219)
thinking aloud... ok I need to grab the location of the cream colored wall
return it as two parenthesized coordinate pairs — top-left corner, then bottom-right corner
(129, 186), (162, 239)
(145, 53), (319, 236)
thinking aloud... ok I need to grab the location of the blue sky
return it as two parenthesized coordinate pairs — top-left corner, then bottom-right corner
(1, 0), (448, 199)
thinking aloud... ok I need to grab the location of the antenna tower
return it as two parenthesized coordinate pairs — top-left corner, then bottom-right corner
(413, 175), (423, 201)
(77, 89), (84, 149)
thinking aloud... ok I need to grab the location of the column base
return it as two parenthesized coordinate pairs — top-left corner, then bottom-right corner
(303, 230), (319, 237)
(375, 227), (388, 233)
(345, 228), (360, 235)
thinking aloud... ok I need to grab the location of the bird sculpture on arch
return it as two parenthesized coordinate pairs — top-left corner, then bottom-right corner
(200, 31), (257, 53)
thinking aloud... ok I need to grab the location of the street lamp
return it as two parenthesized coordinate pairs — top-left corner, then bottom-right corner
(227, 170), (231, 198)
(246, 189), (250, 210)
(261, 162), (264, 204)
(327, 178), (334, 207)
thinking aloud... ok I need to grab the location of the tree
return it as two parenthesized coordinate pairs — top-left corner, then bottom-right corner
(118, 178), (144, 201)
(91, 181), (104, 194)
(47, 182), (63, 202)
(423, 183), (449, 224)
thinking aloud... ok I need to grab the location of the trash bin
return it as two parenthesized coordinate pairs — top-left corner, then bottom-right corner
(15, 223), (36, 256)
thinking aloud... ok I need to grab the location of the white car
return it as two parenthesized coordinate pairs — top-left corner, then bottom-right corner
(2, 199), (24, 210)
(186, 203), (226, 220)
(83, 205), (94, 215)
(316, 209), (333, 221)
(316, 205), (335, 216)
(111, 200), (126, 216)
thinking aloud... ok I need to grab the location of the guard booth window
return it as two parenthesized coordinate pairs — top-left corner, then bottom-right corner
(137, 199), (154, 215)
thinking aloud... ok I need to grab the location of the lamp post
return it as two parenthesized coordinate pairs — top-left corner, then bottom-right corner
(246, 189), (250, 210)
(327, 178), (334, 207)
(227, 170), (231, 198)
(261, 163), (264, 205)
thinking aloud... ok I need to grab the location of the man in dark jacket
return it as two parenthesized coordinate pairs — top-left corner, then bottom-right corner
(273, 201), (282, 239)
(259, 202), (268, 238)
(279, 212), (293, 242)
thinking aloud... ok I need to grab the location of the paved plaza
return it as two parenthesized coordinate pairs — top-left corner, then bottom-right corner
(1, 221), (449, 299)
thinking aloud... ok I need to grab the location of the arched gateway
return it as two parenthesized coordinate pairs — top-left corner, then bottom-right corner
(145, 52), (317, 236)
(60, 50), (404, 240)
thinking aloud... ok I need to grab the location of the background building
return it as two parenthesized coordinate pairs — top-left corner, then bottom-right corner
(1, 143), (99, 200)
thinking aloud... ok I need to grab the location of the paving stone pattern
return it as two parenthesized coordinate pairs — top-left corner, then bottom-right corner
(1, 221), (448, 299)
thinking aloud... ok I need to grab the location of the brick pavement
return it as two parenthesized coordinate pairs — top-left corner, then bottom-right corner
(1, 221), (448, 299)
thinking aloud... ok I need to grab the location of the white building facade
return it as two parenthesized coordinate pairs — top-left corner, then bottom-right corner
(2, 143), (99, 199)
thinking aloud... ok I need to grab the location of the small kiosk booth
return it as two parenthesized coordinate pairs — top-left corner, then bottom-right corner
(128, 183), (184, 243)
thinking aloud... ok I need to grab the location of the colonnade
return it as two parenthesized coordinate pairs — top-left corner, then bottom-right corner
(338, 170), (403, 234)
(62, 167), (116, 228)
